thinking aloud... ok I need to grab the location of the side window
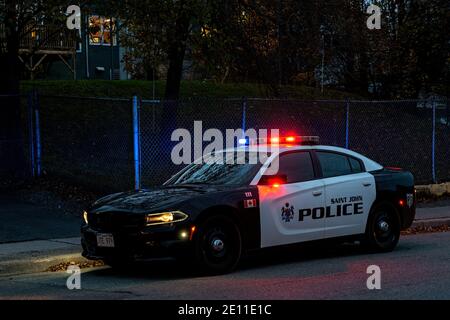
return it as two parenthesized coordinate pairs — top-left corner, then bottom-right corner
(275, 151), (315, 184)
(316, 151), (352, 178)
(349, 157), (364, 173)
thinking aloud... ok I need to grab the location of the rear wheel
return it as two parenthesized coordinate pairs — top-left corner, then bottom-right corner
(363, 206), (400, 252)
(193, 215), (242, 274)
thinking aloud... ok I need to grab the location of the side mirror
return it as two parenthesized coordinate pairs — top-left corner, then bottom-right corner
(258, 174), (288, 186)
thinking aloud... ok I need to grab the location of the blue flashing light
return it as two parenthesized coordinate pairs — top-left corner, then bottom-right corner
(238, 138), (249, 145)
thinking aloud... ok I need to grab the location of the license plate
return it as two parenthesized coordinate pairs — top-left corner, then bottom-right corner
(96, 233), (115, 248)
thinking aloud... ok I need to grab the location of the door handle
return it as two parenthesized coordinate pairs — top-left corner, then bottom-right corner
(363, 182), (372, 187)
(312, 190), (322, 196)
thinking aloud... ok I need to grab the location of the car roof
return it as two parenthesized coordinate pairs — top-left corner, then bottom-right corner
(217, 144), (383, 172)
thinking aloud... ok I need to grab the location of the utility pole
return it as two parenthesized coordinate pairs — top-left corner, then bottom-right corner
(320, 25), (326, 94)
(321, 34), (324, 94)
(276, 0), (283, 86)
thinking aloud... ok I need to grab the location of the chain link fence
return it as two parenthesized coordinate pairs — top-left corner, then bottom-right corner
(139, 97), (449, 188)
(139, 98), (243, 187)
(349, 100), (435, 183)
(0, 94), (31, 177)
(35, 94), (134, 191)
(245, 99), (348, 147)
(16, 93), (450, 191)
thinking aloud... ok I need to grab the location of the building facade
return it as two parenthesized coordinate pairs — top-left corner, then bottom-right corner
(27, 15), (129, 80)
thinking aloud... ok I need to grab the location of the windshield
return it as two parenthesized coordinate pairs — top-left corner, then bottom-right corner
(164, 151), (267, 186)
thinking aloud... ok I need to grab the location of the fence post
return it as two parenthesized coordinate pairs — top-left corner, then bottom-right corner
(132, 96), (141, 190)
(345, 99), (350, 149)
(27, 92), (35, 177)
(241, 97), (247, 134)
(447, 96), (450, 127)
(34, 91), (42, 177)
(432, 98), (436, 183)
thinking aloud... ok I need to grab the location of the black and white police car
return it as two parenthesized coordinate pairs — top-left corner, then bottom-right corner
(81, 136), (416, 274)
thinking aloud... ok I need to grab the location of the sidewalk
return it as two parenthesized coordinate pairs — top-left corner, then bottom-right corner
(0, 237), (87, 276)
(0, 192), (450, 276)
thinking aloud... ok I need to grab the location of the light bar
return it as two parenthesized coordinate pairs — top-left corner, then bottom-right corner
(249, 136), (320, 146)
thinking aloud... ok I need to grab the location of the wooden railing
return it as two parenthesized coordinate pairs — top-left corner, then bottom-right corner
(19, 24), (77, 52)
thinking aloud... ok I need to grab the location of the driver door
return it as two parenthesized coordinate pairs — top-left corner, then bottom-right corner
(257, 151), (325, 248)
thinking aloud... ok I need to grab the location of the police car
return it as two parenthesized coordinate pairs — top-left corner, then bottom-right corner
(81, 136), (416, 274)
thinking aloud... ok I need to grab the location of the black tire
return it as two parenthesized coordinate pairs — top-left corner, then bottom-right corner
(363, 206), (400, 252)
(193, 215), (242, 275)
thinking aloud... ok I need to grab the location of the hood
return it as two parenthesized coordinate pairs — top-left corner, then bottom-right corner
(90, 184), (235, 214)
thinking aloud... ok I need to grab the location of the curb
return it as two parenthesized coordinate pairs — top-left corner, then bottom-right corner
(411, 218), (450, 229)
(0, 237), (91, 277)
(0, 253), (90, 277)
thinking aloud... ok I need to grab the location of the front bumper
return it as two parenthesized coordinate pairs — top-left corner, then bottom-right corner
(81, 223), (194, 261)
(400, 205), (416, 229)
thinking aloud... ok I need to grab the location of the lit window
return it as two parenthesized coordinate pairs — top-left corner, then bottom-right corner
(89, 16), (116, 46)
(103, 18), (116, 45)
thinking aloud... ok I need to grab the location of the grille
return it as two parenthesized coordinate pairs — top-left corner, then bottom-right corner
(88, 212), (145, 232)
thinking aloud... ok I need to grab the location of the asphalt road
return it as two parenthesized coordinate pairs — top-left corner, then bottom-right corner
(1, 231), (450, 300)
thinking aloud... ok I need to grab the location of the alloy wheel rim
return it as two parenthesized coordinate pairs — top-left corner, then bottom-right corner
(374, 212), (395, 244)
(203, 227), (228, 261)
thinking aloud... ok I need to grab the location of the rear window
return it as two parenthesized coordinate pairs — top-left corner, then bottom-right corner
(349, 157), (363, 173)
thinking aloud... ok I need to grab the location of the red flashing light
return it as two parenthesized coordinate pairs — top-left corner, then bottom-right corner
(267, 177), (283, 188)
(285, 136), (296, 143)
(270, 137), (280, 144)
(399, 199), (405, 207)
(250, 135), (319, 146)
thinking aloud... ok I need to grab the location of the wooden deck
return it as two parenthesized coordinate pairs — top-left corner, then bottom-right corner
(19, 24), (77, 54)
(11, 24), (79, 79)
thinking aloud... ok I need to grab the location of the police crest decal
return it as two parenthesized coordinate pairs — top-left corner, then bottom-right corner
(281, 203), (295, 222)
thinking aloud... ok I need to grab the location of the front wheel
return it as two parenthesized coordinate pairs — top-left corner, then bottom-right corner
(193, 215), (242, 275)
(363, 206), (400, 252)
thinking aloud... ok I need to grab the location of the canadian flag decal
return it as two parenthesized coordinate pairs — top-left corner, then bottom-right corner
(244, 199), (257, 208)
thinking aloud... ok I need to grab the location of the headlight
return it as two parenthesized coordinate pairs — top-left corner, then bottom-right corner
(83, 211), (89, 224)
(145, 211), (188, 226)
